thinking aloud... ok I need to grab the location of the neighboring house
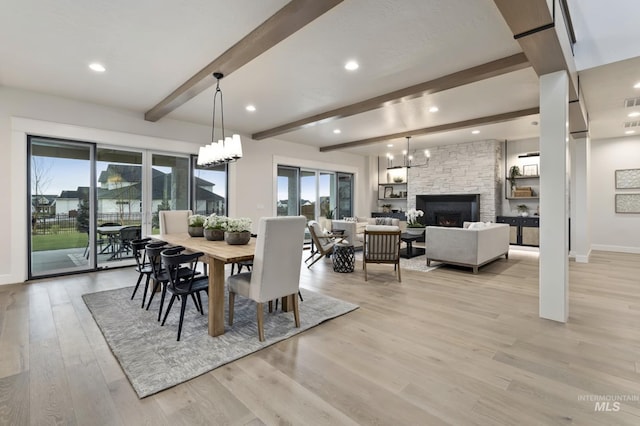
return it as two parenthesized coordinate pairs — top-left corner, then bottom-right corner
(31, 194), (57, 216)
(54, 164), (222, 215)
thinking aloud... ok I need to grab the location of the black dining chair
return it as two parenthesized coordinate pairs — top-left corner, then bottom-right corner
(161, 250), (210, 341)
(130, 238), (163, 307)
(145, 243), (197, 322)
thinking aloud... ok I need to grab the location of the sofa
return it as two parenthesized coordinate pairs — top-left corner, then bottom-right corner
(331, 217), (402, 249)
(425, 222), (509, 273)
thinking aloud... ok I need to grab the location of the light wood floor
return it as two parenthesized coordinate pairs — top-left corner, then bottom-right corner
(1, 250), (640, 425)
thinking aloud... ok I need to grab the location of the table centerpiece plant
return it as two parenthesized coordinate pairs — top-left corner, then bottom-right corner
(405, 208), (425, 235)
(223, 217), (252, 245)
(203, 214), (227, 241)
(187, 214), (206, 237)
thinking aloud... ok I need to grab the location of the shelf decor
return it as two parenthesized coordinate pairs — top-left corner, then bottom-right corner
(615, 193), (640, 213)
(384, 186), (393, 198)
(615, 168), (640, 189)
(523, 164), (538, 176)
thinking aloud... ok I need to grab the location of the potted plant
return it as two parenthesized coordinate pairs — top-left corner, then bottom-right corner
(405, 208), (425, 235)
(517, 204), (529, 217)
(508, 165), (521, 196)
(223, 217), (252, 245)
(187, 214), (206, 237)
(382, 203), (392, 213)
(203, 214), (227, 241)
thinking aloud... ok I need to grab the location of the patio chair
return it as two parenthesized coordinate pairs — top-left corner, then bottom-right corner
(305, 220), (345, 268)
(363, 225), (402, 282)
(112, 225), (141, 259)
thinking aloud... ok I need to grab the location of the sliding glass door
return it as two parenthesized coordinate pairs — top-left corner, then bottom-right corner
(151, 154), (190, 234)
(28, 137), (95, 277)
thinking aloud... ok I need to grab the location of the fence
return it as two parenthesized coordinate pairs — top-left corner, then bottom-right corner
(32, 213), (144, 235)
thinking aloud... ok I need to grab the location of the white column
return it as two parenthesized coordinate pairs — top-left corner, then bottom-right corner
(570, 134), (591, 263)
(539, 71), (569, 322)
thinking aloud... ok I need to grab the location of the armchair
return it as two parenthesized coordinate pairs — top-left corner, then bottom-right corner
(305, 220), (345, 268)
(363, 225), (402, 282)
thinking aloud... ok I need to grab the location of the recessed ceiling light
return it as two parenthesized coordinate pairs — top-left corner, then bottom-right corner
(429, 106), (439, 113)
(634, 82), (640, 89)
(89, 63), (106, 72)
(245, 105), (256, 112)
(387, 144), (393, 148)
(628, 111), (640, 118)
(333, 129), (341, 134)
(625, 130), (636, 134)
(344, 60), (359, 71)
(471, 130), (480, 134)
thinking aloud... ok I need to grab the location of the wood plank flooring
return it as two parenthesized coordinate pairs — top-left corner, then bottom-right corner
(1, 250), (640, 425)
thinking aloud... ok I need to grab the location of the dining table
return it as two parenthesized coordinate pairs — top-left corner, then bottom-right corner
(97, 225), (125, 258)
(157, 232), (256, 337)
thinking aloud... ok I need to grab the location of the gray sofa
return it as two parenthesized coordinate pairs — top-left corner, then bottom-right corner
(332, 217), (402, 249)
(425, 222), (509, 273)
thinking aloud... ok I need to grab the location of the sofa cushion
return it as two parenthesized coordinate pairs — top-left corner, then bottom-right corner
(375, 217), (394, 225)
(467, 222), (487, 230)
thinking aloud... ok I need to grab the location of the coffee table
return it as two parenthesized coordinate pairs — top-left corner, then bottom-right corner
(400, 233), (425, 259)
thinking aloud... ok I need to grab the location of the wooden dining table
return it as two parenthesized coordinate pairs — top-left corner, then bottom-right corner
(157, 233), (256, 337)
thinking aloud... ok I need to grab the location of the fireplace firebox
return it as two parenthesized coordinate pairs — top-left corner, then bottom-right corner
(416, 194), (480, 227)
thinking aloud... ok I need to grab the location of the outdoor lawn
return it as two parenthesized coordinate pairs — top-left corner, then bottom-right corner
(32, 231), (86, 251)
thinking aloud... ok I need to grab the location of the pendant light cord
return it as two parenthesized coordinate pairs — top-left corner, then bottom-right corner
(211, 74), (226, 143)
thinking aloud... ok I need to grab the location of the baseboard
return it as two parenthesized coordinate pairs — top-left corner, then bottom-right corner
(0, 273), (24, 286)
(591, 244), (640, 254)
(509, 245), (539, 253)
(569, 249), (592, 263)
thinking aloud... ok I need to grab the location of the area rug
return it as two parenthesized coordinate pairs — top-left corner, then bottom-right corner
(82, 286), (358, 398)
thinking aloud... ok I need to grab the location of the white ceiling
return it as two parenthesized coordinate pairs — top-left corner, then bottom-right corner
(1, 0), (639, 157)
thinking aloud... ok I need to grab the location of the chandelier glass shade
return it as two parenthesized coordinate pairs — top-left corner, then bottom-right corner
(197, 72), (243, 167)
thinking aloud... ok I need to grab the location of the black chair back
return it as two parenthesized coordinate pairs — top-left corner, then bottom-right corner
(161, 251), (204, 295)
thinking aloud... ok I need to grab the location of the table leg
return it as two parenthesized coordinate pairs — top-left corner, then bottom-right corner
(406, 241), (413, 258)
(208, 257), (226, 336)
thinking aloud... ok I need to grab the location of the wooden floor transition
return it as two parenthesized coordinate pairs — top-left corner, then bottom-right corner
(1, 250), (640, 425)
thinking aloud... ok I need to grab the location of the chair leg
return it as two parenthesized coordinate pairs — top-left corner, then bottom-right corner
(364, 262), (368, 281)
(268, 300), (273, 313)
(257, 302), (265, 341)
(161, 295), (176, 326)
(141, 274), (151, 309)
(146, 280), (160, 310)
(157, 283), (167, 322)
(298, 290), (303, 302)
(176, 297), (188, 341)
(228, 291), (235, 325)
(292, 293), (300, 328)
(306, 253), (325, 268)
(131, 273), (144, 300)
(397, 261), (402, 282)
(196, 292), (204, 315)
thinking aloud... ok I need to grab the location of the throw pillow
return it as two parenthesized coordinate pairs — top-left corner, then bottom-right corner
(467, 222), (486, 230)
(342, 217), (357, 222)
(375, 217), (393, 225)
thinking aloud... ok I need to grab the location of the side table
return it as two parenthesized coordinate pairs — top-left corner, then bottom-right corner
(332, 243), (355, 273)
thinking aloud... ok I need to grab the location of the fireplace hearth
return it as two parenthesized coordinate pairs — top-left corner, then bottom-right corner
(416, 194), (480, 227)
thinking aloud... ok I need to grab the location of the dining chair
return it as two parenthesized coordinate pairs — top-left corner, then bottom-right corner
(130, 238), (162, 307)
(363, 224), (402, 282)
(305, 220), (345, 268)
(160, 250), (210, 341)
(227, 216), (306, 341)
(159, 210), (192, 234)
(145, 243), (192, 321)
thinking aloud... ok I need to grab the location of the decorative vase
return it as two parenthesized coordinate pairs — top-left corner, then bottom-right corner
(204, 228), (224, 241)
(406, 227), (426, 235)
(188, 226), (204, 237)
(224, 231), (251, 245)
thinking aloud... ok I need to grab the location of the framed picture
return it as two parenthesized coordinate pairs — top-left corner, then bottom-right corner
(384, 186), (393, 198)
(615, 193), (640, 213)
(615, 168), (640, 189)
(523, 164), (538, 176)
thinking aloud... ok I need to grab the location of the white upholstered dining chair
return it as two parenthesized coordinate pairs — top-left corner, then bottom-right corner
(159, 210), (192, 234)
(227, 216), (306, 341)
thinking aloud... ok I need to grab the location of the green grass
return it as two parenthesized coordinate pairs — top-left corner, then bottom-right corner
(32, 232), (87, 251)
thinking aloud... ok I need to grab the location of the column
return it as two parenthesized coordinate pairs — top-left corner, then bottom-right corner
(539, 71), (569, 322)
(570, 135), (591, 263)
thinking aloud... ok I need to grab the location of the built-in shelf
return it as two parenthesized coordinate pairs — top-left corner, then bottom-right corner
(506, 196), (539, 200)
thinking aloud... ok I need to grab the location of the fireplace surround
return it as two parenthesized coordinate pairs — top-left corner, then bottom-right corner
(416, 194), (480, 227)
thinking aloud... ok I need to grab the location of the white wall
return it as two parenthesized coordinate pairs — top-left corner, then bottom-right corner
(590, 136), (640, 253)
(0, 87), (369, 285)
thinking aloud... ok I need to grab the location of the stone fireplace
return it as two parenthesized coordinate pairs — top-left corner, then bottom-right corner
(416, 194), (480, 227)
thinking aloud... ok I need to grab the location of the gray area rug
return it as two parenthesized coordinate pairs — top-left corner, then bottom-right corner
(354, 249), (440, 273)
(83, 286), (358, 398)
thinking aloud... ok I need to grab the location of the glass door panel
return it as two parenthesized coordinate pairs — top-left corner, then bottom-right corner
(192, 158), (226, 215)
(300, 170), (316, 221)
(96, 148), (143, 267)
(337, 172), (353, 219)
(151, 154), (190, 234)
(29, 137), (94, 278)
(277, 166), (299, 216)
(319, 172), (336, 218)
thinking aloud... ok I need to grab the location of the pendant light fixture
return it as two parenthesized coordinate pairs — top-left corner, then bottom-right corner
(197, 72), (243, 167)
(386, 136), (430, 169)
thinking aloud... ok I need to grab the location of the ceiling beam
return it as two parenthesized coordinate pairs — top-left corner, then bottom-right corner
(144, 0), (344, 122)
(252, 53), (530, 140)
(319, 107), (540, 152)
